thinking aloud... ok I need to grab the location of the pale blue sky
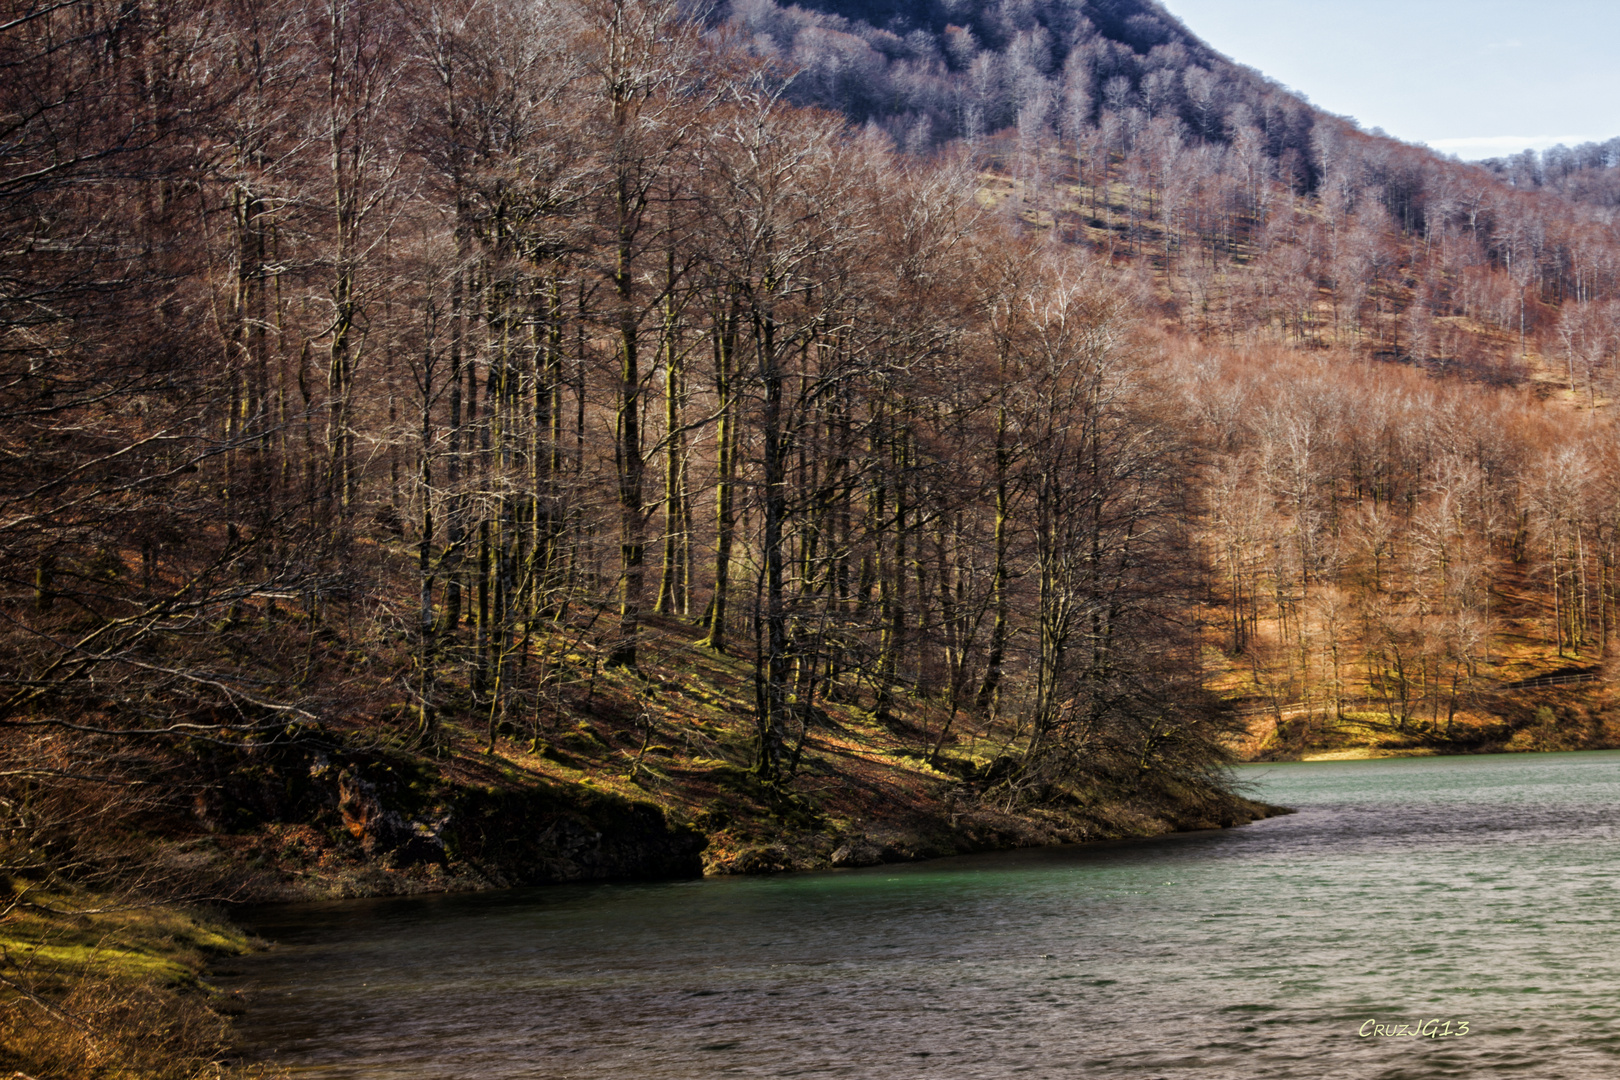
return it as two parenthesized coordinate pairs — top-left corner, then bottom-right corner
(1158, 0), (1620, 158)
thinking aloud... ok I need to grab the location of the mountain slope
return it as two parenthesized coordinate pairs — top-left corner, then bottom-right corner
(723, 0), (1620, 763)
(726, 0), (1317, 170)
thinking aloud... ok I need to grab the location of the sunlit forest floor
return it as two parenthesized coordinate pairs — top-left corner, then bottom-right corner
(1208, 562), (1620, 762)
(181, 610), (1274, 902)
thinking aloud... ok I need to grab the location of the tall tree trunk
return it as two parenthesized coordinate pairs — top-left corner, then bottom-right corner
(976, 389), (1010, 714)
(657, 256), (689, 615)
(700, 298), (739, 652)
(609, 177), (645, 668)
(755, 301), (790, 777)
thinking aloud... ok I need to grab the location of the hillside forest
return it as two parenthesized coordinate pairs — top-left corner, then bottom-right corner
(10, 0), (1620, 832)
(8, 0), (1620, 1003)
(9, 0), (1620, 1069)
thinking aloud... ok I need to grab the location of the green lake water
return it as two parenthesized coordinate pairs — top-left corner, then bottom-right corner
(226, 749), (1620, 1078)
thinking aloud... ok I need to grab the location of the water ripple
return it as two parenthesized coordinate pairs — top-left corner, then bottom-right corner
(226, 749), (1620, 1079)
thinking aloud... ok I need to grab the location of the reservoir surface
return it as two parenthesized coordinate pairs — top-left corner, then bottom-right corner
(227, 750), (1620, 1078)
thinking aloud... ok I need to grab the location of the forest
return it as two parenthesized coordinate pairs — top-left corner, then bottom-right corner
(4, 0), (1620, 1074)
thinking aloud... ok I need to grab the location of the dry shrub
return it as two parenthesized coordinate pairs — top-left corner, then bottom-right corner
(0, 970), (266, 1080)
(0, 730), (274, 1080)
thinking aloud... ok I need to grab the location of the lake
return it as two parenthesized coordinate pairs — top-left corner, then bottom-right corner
(226, 749), (1620, 1078)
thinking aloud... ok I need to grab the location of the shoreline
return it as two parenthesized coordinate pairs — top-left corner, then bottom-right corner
(201, 779), (1288, 905)
(14, 660), (1609, 1078)
(225, 799), (1297, 921)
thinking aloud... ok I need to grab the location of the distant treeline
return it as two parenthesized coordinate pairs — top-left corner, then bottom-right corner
(1478, 139), (1620, 208)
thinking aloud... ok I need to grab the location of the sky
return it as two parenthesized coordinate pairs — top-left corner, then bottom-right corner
(1156, 0), (1620, 159)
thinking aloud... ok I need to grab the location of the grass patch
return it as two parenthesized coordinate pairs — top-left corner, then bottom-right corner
(0, 885), (262, 1079)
